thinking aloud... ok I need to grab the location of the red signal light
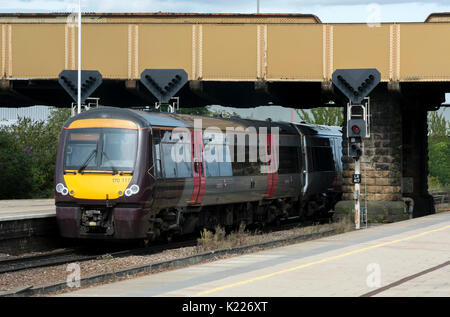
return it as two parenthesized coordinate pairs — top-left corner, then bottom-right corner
(351, 125), (361, 134)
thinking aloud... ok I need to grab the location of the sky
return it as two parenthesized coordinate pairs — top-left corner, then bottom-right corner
(1, 0), (450, 121)
(2, 0), (450, 23)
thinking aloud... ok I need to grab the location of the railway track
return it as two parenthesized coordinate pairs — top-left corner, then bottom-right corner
(0, 239), (198, 275)
(0, 215), (318, 275)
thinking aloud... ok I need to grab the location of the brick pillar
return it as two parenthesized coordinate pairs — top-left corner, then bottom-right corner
(335, 88), (408, 223)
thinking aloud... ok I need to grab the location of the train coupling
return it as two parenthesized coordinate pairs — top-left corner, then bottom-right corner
(80, 208), (114, 235)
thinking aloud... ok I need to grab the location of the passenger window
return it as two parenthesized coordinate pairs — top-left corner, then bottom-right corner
(311, 146), (334, 172)
(204, 132), (232, 177)
(278, 146), (299, 174)
(160, 141), (193, 178)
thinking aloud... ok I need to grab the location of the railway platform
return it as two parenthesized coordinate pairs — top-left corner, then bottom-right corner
(0, 199), (55, 221)
(0, 199), (57, 255)
(63, 211), (450, 297)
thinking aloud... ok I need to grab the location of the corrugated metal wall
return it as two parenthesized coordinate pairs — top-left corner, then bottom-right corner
(0, 106), (53, 126)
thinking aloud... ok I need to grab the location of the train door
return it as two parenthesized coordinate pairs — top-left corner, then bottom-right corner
(189, 129), (206, 205)
(291, 124), (308, 195)
(264, 133), (278, 199)
(151, 129), (194, 210)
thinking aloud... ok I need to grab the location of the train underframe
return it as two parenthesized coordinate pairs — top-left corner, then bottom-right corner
(57, 192), (341, 241)
(147, 192), (341, 241)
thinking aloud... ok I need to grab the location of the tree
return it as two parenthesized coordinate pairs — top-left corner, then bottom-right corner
(428, 110), (449, 140)
(295, 107), (344, 126)
(177, 106), (214, 116)
(427, 110), (450, 188)
(0, 130), (34, 199)
(0, 108), (71, 198)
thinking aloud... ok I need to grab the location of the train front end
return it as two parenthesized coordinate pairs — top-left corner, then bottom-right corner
(54, 108), (152, 239)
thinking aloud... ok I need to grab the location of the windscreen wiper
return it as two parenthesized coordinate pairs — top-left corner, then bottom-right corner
(78, 149), (97, 174)
(102, 151), (118, 175)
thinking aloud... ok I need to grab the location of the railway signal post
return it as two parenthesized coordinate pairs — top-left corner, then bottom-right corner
(332, 69), (381, 229)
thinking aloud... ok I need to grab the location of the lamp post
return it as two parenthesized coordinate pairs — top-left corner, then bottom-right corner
(77, 0), (82, 114)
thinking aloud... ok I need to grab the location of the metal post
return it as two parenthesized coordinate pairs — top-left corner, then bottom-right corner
(77, 0), (81, 114)
(257, 0), (260, 13)
(364, 142), (368, 228)
(355, 157), (361, 230)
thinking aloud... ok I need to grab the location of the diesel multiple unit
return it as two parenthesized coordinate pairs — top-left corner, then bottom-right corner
(55, 107), (342, 240)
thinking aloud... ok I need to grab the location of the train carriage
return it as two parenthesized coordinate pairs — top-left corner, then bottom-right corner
(55, 107), (342, 240)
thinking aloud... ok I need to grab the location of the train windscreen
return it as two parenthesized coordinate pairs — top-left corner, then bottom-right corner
(64, 128), (138, 173)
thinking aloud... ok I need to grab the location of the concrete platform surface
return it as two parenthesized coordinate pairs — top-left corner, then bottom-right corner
(62, 211), (450, 297)
(0, 199), (55, 221)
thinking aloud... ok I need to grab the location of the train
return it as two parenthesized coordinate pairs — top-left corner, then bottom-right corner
(54, 107), (343, 240)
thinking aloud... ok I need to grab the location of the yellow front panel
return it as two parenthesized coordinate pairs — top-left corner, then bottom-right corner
(401, 23), (450, 81)
(64, 173), (132, 200)
(12, 24), (65, 78)
(203, 25), (257, 79)
(138, 24), (192, 79)
(267, 25), (323, 80)
(67, 118), (138, 130)
(333, 24), (390, 81)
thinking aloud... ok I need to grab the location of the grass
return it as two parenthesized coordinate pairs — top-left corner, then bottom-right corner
(196, 218), (354, 253)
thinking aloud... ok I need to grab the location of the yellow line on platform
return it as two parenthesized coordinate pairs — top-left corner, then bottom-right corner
(196, 223), (450, 296)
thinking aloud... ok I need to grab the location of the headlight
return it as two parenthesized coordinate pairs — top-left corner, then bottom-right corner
(56, 183), (65, 193)
(124, 185), (140, 197)
(56, 183), (69, 196)
(130, 185), (140, 194)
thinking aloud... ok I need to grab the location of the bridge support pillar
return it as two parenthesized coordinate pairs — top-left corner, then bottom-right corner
(401, 95), (436, 217)
(335, 87), (435, 223)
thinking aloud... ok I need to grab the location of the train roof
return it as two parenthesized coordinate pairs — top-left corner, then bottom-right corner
(64, 107), (342, 137)
(294, 122), (342, 137)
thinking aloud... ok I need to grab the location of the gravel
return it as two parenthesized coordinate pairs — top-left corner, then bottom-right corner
(0, 220), (352, 295)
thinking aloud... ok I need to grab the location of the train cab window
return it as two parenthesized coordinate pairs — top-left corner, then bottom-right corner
(64, 129), (137, 172)
(65, 133), (99, 169)
(100, 131), (137, 170)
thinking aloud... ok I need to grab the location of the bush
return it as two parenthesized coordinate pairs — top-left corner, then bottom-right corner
(0, 130), (33, 199)
(0, 108), (71, 199)
(428, 138), (450, 188)
(428, 110), (449, 190)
